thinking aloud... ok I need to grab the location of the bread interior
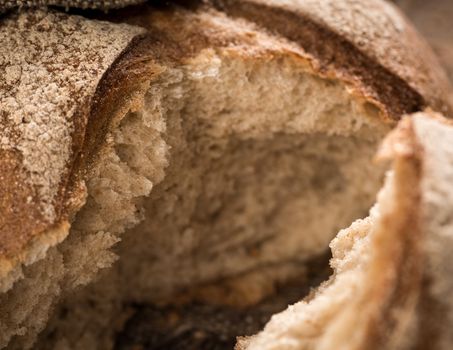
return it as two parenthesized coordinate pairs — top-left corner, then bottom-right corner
(238, 179), (391, 350)
(4, 50), (390, 349)
(238, 117), (424, 350)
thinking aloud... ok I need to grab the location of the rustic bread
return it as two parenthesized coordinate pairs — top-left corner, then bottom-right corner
(0, 1), (452, 349)
(237, 111), (453, 350)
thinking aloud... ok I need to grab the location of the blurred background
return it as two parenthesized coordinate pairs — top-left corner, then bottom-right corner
(395, 0), (453, 83)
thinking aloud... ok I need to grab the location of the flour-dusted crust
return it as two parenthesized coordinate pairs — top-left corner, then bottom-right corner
(0, 9), (143, 287)
(210, 0), (453, 118)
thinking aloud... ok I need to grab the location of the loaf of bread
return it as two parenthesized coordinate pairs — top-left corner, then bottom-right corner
(0, 1), (452, 349)
(238, 111), (453, 350)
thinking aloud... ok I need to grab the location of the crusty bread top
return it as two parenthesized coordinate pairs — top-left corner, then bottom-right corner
(210, 0), (453, 118)
(0, 0), (144, 13)
(0, 10), (143, 270)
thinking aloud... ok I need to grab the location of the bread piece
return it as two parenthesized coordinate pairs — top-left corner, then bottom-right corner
(209, 0), (453, 117)
(237, 111), (453, 350)
(0, 10), (146, 348)
(0, 1), (452, 349)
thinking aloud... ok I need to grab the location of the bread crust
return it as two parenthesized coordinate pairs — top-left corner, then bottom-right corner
(209, 0), (453, 118)
(0, 10), (144, 282)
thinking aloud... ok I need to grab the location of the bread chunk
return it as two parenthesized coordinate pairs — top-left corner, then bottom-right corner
(0, 2), (451, 348)
(238, 111), (453, 350)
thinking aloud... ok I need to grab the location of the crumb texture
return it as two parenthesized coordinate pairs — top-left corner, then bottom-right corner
(239, 113), (453, 350)
(8, 4), (447, 350)
(36, 43), (388, 349)
(238, 155), (409, 350)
